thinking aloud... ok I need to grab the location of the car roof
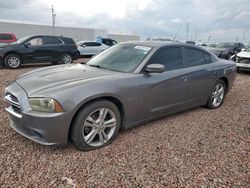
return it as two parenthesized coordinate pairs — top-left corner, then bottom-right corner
(122, 41), (205, 49)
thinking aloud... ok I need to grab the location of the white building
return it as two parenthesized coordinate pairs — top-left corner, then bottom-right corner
(0, 22), (140, 42)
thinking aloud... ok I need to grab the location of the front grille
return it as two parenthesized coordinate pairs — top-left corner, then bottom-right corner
(237, 57), (250, 64)
(4, 92), (22, 118)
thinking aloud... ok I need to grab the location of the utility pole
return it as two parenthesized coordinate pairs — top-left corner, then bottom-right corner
(194, 30), (197, 41)
(186, 23), (190, 41)
(243, 30), (246, 41)
(208, 35), (211, 42)
(51, 5), (56, 35)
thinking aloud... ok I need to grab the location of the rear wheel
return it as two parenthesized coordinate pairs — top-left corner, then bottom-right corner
(70, 100), (121, 151)
(4, 54), (22, 69)
(61, 53), (73, 64)
(206, 80), (226, 109)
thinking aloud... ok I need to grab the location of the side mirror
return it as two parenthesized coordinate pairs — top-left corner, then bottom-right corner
(81, 44), (86, 48)
(24, 42), (31, 48)
(145, 64), (165, 73)
(241, 48), (246, 52)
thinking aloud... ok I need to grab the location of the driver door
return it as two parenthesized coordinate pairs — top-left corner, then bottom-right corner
(23, 37), (49, 62)
(139, 47), (190, 119)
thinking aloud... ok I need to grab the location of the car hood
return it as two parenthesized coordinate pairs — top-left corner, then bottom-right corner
(15, 64), (116, 96)
(237, 51), (250, 58)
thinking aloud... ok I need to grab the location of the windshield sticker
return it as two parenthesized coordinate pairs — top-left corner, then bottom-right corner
(134, 46), (152, 51)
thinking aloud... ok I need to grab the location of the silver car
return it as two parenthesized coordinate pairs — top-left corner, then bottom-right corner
(4, 42), (236, 151)
(77, 41), (109, 56)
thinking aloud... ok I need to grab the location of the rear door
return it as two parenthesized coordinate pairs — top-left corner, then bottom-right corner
(82, 42), (103, 55)
(139, 46), (190, 119)
(42, 36), (64, 61)
(183, 47), (217, 104)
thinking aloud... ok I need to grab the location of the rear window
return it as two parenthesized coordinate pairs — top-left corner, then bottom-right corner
(43, 36), (63, 45)
(185, 48), (205, 67)
(61, 37), (75, 44)
(0, 34), (13, 40)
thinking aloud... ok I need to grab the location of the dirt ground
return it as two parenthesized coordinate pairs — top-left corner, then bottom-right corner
(0, 62), (249, 187)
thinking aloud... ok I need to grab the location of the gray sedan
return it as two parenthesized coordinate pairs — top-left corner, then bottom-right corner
(4, 42), (236, 151)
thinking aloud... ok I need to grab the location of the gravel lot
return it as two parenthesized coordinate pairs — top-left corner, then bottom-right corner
(0, 62), (249, 187)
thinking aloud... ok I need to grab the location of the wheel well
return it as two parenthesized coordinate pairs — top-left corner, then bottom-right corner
(4, 52), (22, 62)
(68, 96), (125, 139)
(219, 77), (229, 92)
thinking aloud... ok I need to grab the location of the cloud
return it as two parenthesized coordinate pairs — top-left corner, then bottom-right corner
(0, 0), (249, 42)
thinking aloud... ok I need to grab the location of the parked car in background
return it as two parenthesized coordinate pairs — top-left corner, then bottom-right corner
(0, 35), (79, 69)
(0, 33), (17, 46)
(186, 41), (196, 45)
(235, 47), (250, 72)
(96, 37), (117, 46)
(4, 41), (236, 151)
(207, 42), (245, 60)
(77, 41), (109, 56)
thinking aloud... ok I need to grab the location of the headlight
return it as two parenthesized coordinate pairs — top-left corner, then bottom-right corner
(28, 98), (64, 112)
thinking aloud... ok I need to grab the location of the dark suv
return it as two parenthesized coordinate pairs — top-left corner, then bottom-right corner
(0, 35), (79, 69)
(207, 42), (245, 60)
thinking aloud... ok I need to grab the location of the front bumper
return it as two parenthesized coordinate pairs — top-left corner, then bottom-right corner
(4, 82), (71, 145)
(236, 63), (250, 71)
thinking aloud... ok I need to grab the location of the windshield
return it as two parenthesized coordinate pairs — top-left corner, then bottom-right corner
(216, 43), (234, 49)
(87, 44), (152, 73)
(16, 36), (31, 44)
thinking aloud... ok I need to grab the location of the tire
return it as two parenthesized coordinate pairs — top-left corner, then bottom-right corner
(61, 53), (73, 64)
(70, 100), (121, 151)
(206, 79), (226, 109)
(237, 68), (241, 73)
(4, 54), (22, 69)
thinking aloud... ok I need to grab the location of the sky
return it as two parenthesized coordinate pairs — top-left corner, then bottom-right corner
(0, 0), (250, 42)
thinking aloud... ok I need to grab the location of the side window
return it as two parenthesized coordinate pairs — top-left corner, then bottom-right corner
(149, 47), (183, 71)
(28, 37), (43, 46)
(185, 48), (205, 67)
(92, 42), (102, 46)
(84, 42), (101, 47)
(204, 53), (212, 64)
(83, 42), (90, 46)
(43, 36), (62, 45)
(0, 34), (12, 40)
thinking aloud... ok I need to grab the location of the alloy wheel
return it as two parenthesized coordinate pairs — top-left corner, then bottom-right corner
(211, 83), (225, 107)
(8, 56), (20, 68)
(62, 54), (72, 64)
(82, 108), (117, 147)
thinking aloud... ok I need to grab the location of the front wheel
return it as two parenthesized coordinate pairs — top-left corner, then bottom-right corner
(70, 100), (121, 151)
(206, 80), (226, 109)
(61, 53), (73, 64)
(4, 54), (22, 69)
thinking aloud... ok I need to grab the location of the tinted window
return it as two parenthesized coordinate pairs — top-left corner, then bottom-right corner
(149, 47), (183, 71)
(84, 42), (101, 47)
(61, 37), (75, 44)
(0, 34), (13, 40)
(204, 53), (212, 64)
(185, 48), (205, 67)
(43, 36), (62, 45)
